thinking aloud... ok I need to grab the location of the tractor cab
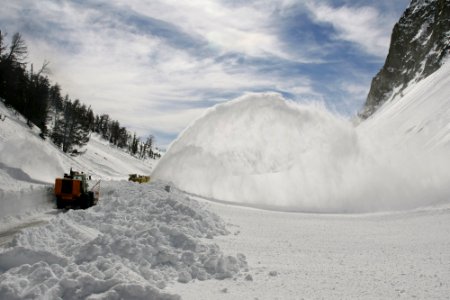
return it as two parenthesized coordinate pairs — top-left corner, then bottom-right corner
(72, 173), (88, 193)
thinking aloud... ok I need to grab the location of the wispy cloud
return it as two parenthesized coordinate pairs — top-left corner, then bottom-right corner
(305, 2), (396, 58)
(120, 0), (290, 59)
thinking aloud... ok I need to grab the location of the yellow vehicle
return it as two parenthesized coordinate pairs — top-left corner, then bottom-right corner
(128, 174), (150, 183)
(54, 169), (99, 209)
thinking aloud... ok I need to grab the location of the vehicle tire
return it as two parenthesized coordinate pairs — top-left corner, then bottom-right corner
(80, 193), (94, 209)
(56, 197), (64, 209)
(80, 194), (89, 209)
(88, 192), (95, 207)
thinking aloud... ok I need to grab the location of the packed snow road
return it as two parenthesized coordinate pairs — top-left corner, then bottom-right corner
(170, 196), (450, 299)
(0, 186), (59, 248)
(0, 219), (49, 248)
(0, 210), (63, 248)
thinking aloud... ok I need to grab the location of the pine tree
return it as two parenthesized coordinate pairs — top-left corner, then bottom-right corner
(51, 98), (91, 152)
(86, 107), (95, 132)
(24, 65), (51, 137)
(145, 135), (154, 158)
(49, 84), (63, 126)
(130, 133), (139, 155)
(0, 31), (28, 111)
(99, 114), (109, 140)
(117, 127), (128, 148)
(109, 120), (120, 145)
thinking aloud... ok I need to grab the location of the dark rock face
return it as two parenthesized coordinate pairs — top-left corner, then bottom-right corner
(360, 0), (450, 118)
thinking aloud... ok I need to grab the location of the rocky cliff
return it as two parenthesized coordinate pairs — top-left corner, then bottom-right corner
(360, 0), (450, 118)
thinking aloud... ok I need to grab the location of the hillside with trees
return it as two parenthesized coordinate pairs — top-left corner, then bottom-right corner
(0, 30), (160, 159)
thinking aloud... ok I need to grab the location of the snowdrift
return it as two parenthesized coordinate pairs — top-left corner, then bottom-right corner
(0, 181), (247, 299)
(153, 63), (450, 213)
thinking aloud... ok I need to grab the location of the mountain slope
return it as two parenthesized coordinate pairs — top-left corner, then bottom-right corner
(361, 0), (450, 118)
(359, 59), (450, 149)
(0, 101), (155, 190)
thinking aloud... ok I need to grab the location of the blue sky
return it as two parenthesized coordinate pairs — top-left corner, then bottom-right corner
(0, 0), (410, 147)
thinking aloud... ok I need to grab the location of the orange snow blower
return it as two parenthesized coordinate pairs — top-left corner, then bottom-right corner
(54, 169), (100, 209)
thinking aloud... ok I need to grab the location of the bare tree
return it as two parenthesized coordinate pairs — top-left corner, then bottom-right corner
(6, 32), (27, 63)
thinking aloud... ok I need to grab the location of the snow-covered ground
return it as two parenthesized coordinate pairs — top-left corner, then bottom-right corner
(169, 197), (450, 299)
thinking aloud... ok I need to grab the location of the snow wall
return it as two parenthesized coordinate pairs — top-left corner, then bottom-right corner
(153, 65), (450, 213)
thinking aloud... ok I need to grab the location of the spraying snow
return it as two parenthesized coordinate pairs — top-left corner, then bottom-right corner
(153, 62), (450, 213)
(0, 137), (65, 185)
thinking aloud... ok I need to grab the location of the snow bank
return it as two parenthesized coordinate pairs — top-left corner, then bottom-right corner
(153, 63), (450, 213)
(0, 187), (53, 219)
(0, 181), (247, 299)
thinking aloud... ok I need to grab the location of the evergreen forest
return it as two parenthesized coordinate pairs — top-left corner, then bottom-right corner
(0, 30), (160, 159)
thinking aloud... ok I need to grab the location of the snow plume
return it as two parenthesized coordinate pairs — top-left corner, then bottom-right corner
(0, 187), (53, 219)
(153, 67), (450, 213)
(0, 136), (65, 187)
(0, 181), (247, 299)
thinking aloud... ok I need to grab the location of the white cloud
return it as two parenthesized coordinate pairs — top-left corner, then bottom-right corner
(306, 2), (394, 57)
(7, 0), (316, 144)
(341, 82), (369, 97)
(117, 0), (290, 59)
